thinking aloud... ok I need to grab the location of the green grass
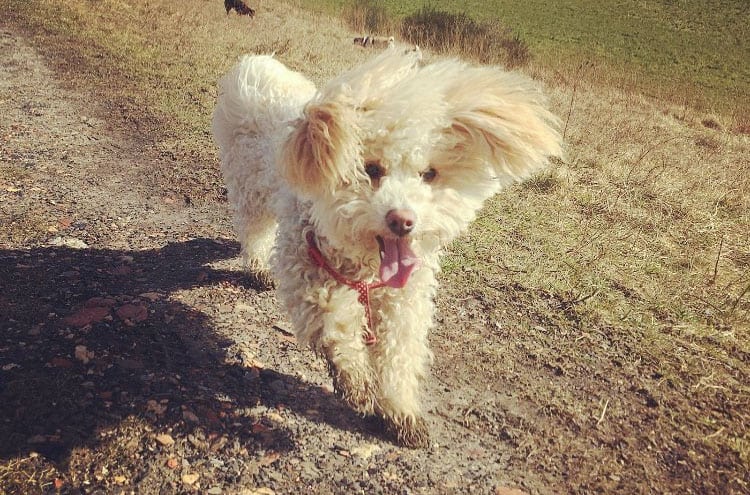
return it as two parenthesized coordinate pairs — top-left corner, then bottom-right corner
(294, 0), (749, 119)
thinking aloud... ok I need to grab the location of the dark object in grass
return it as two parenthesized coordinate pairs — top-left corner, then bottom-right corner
(225, 0), (255, 17)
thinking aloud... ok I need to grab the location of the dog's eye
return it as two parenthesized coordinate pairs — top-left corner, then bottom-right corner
(365, 162), (385, 180)
(420, 167), (438, 183)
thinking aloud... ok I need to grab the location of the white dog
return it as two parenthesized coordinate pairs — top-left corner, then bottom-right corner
(212, 49), (562, 447)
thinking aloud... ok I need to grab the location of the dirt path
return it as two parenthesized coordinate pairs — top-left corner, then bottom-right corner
(0, 26), (552, 495)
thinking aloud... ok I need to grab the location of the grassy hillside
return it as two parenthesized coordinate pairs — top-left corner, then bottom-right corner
(295, 0), (749, 121)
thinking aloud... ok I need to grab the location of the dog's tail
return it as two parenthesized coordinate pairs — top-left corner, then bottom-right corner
(212, 55), (317, 154)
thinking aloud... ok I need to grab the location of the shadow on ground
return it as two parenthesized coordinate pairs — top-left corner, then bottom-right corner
(0, 239), (369, 470)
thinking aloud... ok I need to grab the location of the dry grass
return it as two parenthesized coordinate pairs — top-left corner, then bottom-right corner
(4, 0), (373, 165)
(343, 1), (530, 68)
(400, 6), (530, 68)
(0, 453), (60, 493)
(475, 81), (750, 336)
(442, 82), (749, 490)
(2, 0), (749, 492)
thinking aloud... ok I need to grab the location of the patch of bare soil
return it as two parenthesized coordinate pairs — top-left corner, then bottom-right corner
(0, 24), (746, 495)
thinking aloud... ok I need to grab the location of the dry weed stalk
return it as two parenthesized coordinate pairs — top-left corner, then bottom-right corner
(563, 60), (593, 141)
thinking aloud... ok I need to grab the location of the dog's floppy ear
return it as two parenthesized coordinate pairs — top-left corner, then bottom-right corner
(442, 64), (562, 184)
(280, 97), (359, 197)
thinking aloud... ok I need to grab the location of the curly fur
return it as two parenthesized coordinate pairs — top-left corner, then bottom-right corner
(212, 49), (562, 447)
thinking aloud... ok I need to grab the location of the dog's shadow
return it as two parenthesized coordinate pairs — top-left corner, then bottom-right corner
(0, 238), (374, 465)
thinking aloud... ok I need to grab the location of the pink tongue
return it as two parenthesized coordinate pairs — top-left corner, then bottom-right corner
(379, 237), (420, 288)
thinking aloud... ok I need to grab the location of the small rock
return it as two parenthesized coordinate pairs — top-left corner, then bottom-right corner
(265, 412), (284, 423)
(207, 488), (222, 495)
(64, 306), (110, 327)
(155, 434), (175, 447)
(116, 304), (148, 323)
(48, 236), (89, 249)
(182, 473), (199, 485)
(74, 345), (94, 364)
(351, 443), (381, 460)
(138, 292), (162, 301)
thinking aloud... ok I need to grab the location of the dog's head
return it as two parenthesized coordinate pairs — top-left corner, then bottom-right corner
(280, 49), (562, 286)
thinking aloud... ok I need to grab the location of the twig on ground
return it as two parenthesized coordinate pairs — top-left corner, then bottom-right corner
(597, 398), (609, 426)
(710, 235), (724, 285)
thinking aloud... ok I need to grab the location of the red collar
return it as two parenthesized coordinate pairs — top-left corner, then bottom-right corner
(306, 231), (385, 345)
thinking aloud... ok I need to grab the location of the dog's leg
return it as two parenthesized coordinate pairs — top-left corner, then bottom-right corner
(373, 286), (435, 448)
(285, 283), (378, 415)
(222, 155), (277, 285)
(234, 209), (276, 285)
(317, 288), (378, 415)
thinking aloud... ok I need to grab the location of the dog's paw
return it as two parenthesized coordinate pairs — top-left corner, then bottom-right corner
(331, 370), (377, 415)
(325, 354), (377, 415)
(242, 257), (275, 289)
(246, 269), (275, 289)
(385, 415), (430, 449)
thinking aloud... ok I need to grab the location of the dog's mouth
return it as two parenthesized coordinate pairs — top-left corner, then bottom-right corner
(376, 235), (420, 288)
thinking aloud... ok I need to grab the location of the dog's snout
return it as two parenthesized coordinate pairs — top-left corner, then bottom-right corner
(386, 209), (416, 237)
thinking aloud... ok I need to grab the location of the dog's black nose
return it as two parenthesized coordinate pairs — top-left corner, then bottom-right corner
(386, 209), (416, 237)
